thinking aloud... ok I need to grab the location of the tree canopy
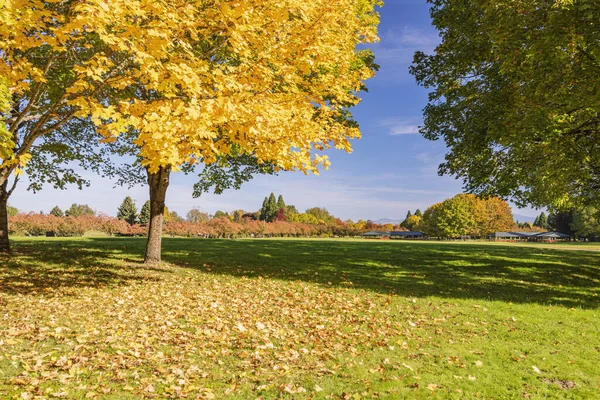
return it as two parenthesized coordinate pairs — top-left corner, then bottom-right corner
(411, 0), (600, 210)
(420, 194), (515, 238)
(117, 196), (138, 225)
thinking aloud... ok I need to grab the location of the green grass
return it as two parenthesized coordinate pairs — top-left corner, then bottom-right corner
(1, 237), (599, 399)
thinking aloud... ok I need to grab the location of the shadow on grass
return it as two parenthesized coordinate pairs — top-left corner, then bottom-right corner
(0, 239), (160, 295)
(3, 238), (600, 308)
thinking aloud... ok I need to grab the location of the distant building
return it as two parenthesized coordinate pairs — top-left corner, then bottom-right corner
(390, 231), (426, 239)
(362, 231), (427, 240)
(488, 231), (570, 242)
(362, 231), (391, 239)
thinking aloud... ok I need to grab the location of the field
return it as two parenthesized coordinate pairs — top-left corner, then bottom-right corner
(1, 238), (599, 399)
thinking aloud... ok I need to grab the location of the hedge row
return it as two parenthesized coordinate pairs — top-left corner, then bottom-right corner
(8, 214), (368, 238)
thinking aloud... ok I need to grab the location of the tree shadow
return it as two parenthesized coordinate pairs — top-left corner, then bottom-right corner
(3, 238), (599, 308)
(0, 239), (160, 296)
(157, 239), (600, 309)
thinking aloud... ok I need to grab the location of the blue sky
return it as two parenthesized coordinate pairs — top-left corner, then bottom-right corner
(11, 1), (538, 222)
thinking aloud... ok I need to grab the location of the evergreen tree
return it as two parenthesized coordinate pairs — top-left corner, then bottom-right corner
(414, 209), (423, 217)
(50, 206), (64, 217)
(139, 201), (151, 226)
(400, 210), (413, 229)
(259, 197), (269, 221)
(533, 215), (540, 227)
(266, 193), (278, 222)
(277, 195), (286, 210)
(538, 212), (548, 229)
(117, 196), (138, 225)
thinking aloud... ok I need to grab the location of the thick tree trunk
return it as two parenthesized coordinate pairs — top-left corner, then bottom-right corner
(0, 180), (10, 254)
(144, 166), (171, 264)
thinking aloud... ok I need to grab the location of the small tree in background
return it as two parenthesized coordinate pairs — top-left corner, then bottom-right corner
(139, 201), (151, 226)
(400, 210), (413, 229)
(7, 204), (18, 217)
(50, 206), (64, 217)
(277, 195), (286, 210)
(65, 204), (95, 218)
(186, 208), (210, 223)
(214, 210), (230, 220)
(117, 196), (138, 225)
(169, 211), (184, 223)
(266, 193), (278, 222)
(414, 209), (423, 217)
(259, 197), (269, 221)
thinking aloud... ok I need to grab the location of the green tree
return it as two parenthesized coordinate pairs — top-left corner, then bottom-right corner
(411, 0), (600, 211)
(285, 205), (299, 216)
(139, 201), (151, 226)
(277, 195), (286, 210)
(169, 211), (184, 223)
(65, 204), (95, 217)
(548, 211), (574, 235)
(403, 214), (422, 231)
(117, 196), (138, 225)
(536, 212), (549, 230)
(232, 209), (245, 223)
(50, 206), (64, 217)
(186, 208), (210, 223)
(571, 207), (600, 240)
(400, 210), (413, 229)
(214, 210), (230, 220)
(259, 197), (269, 221)
(7, 204), (18, 217)
(305, 207), (333, 223)
(414, 209), (423, 217)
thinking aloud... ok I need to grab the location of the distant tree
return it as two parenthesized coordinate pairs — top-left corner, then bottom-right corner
(289, 213), (319, 224)
(277, 195), (286, 210)
(232, 209), (245, 223)
(266, 193), (278, 222)
(7, 204), (18, 217)
(49, 206), (64, 217)
(186, 208), (210, 223)
(139, 201), (151, 226)
(403, 214), (422, 231)
(420, 194), (514, 238)
(65, 204), (95, 217)
(117, 197), (138, 225)
(259, 197), (269, 221)
(536, 212), (549, 229)
(275, 208), (287, 221)
(571, 207), (600, 240)
(285, 205), (299, 216)
(473, 196), (515, 235)
(414, 209), (423, 217)
(400, 210), (414, 229)
(305, 207), (333, 223)
(214, 210), (230, 219)
(169, 211), (184, 223)
(548, 211), (574, 235)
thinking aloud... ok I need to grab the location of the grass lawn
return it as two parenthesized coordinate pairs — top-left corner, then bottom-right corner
(1, 238), (599, 399)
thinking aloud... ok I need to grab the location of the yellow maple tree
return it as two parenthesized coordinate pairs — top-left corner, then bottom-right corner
(0, 0), (381, 258)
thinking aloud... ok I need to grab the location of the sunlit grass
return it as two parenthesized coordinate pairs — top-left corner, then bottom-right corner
(1, 237), (599, 398)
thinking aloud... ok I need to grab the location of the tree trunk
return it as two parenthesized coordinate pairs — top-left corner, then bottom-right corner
(0, 180), (10, 254)
(144, 166), (171, 264)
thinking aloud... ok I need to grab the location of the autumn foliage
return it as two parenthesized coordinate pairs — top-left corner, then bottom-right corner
(8, 214), (368, 238)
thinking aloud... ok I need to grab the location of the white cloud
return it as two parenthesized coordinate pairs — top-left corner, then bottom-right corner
(378, 117), (422, 135)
